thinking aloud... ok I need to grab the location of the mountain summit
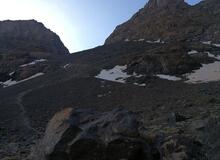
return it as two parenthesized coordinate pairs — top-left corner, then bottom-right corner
(147, 0), (186, 9)
(0, 20), (69, 55)
(105, 0), (220, 44)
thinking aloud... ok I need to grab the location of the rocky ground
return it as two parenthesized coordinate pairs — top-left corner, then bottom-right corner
(1, 42), (220, 159)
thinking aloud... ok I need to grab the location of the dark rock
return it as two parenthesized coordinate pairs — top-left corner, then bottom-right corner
(0, 20), (69, 55)
(31, 108), (160, 160)
(105, 0), (220, 45)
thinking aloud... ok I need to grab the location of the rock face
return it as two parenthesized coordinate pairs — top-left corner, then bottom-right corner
(105, 0), (220, 44)
(0, 20), (69, 85)
(0, 20), (69, 55)
(147, 0), (186, 9)
(31, 108), (210, 160)
(31, 108), (160, 160)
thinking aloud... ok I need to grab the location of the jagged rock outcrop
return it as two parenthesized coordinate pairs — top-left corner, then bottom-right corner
(147, 0), (186, 9)
(105, 0), (220, 44)
(0, 20), (69, 84)
(0, 20), (69, 55)
(31, 108), (161, 160)
(30, 108), (211, 160)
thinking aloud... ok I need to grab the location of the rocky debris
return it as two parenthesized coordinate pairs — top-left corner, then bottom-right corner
(126, 44), (202, 76)
(31, 108), (160, 160)
(105, 0), (220, 44)
(30, 107), (219, 160)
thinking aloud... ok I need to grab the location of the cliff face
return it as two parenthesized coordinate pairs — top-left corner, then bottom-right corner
(105, 0), (220, 44)
(0, 20), (69, 55)
(0, 20), (69, 83)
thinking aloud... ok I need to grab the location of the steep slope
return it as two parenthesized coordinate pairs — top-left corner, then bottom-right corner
(105, 0), (220, 44)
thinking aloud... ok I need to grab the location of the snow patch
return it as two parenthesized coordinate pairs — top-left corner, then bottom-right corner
(138, 39), (145, 42)
(206, 52), (220, 60)
(20, 59), (47, 67)
(188, 50), (198, 55)
(134, 83), (146, 87)
(185, 62), (220, 83)
(202, 41), (211, 45)
(146, 39), (164, 44)
(125, 39), (130, 42)
(202, 41), (220, 48)
(2, 73), (44, 88)
(95, 65), (130, 83)
(63, 63), (71, 69)
(213, 43), (220, 47)
(156, 74), (182, 81)
(9, 71), (15, 76)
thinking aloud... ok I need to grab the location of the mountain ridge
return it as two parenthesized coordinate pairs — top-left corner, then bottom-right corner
(105, 0), (220, 44)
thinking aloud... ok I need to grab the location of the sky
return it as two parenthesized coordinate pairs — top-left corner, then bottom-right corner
(0, 0), (202, 53)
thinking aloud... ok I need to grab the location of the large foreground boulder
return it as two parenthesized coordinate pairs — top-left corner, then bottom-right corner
(31, 108), (160, 160)
(31, 108), (208, 160)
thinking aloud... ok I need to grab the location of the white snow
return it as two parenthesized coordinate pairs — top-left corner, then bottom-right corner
(20, 59), (47, 67)
(213, 43), (220, 47)
(188, 50), (198, 55)
(95, 65), (130, 83)
(2, 73), (44, 88)
(134, 83), (146, 87)
(185, 62), (220, 83)
(138, 39), (145, 42)
(206, 52), (220, 60)
(156, 74), (182, 81)
(9, 71), (15, 76)
(125, 39), (130, 42)
(202, 41), (211, 45)
(146, 39), (164, 44)
(63, 63), (71, 69)
(185, 50), (220, 83)
(133, 72), (144, 78)
(202, 41), (220, 48)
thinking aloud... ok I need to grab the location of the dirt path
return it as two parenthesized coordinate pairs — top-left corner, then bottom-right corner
(15, 90), (41, 136)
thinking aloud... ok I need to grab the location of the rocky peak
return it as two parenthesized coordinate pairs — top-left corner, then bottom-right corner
(146, 0), (186, 9)
(0, 20), (69, 55)
(105, 0), (220, 45)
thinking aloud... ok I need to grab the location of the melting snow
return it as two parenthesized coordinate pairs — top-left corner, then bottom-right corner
(202, 41), (220, 48)
(156, 74), (182, 81)
(186, 51), (220, 83)
(95, 65), (146, 86)
(202, 41), (211, 45)
(146, 39), (164, 44)
(138, 39), (145, 42)
(9, 71), (15, 76)
(63, 63), (71, 69)
(188, 50), (198, 55)
(213, 44), (220, 47)
(134, 83), (146, 87)
(2, 73), (44, 88)
(95, 65), (130, 83)
(20, 59), (47, 67)
(185, 62), (220, 83)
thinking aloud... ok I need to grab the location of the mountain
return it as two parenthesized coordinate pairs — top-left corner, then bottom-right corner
(0, 20), (69, 55)
(0, 20), (69, 83)
(105, 0), (220, 44)
(1, 1), (220, 160)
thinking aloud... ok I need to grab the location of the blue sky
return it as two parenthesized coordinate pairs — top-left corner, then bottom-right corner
(0, 0), (202, 53)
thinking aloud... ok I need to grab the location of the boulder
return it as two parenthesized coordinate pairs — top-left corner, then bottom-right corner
(31, 108), (160, 160)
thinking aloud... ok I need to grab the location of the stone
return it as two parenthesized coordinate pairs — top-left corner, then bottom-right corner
(31, 108), (160, 160)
